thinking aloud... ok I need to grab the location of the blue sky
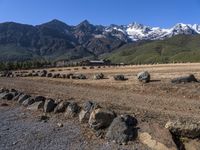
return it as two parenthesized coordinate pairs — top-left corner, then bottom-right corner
(0, 0), (200, 28)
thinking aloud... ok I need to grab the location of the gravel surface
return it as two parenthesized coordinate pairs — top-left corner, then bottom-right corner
(0, 103), (139, 150)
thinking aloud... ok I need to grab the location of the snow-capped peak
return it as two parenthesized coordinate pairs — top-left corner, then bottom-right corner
(105, 22), (200, 41)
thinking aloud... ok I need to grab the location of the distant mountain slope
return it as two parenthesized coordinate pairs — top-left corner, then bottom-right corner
(106, 35), (200, 64)
(0, 19), (200, 62)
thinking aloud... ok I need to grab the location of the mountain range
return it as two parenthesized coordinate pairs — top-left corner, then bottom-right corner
(0, 19), (200, 63)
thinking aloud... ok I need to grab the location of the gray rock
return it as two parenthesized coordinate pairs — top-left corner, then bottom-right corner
(46, 73), (53, 77)
(0, 92), (9, 99)
(82, 101), (96, 112)
(27, 101), (44, 111)
(65, 102), (80, 118)
(79, 110), (90, 123)
(137, 71), (151, 83)
(22, 97), (35, 107)
(79, 101), (99, 123)
(32, 73), (39, 76)
(52, 73), (60, 78)
(0, 88), (8, 93)
(27, 73), (32, 77)
(89, 108), (116, 130)
(10, 89), (17, 93)
(60, 74), (66, 78)
(18, 94), (31, 104)
(66, 73), (74, 79)
(171, 74), (198, 83)
(105, 115), (138, 144)
(2, 92), (15, 100)
(165, 120), (200, 138)
(39, 70), (47, 77)
(54, 101), (69, 113)
(114, 75), (127, 81)
(13, 92), (23, 101)
(72, 74), (86, 79)
(94, 73), (104, 80)
(34, 96), (46, 102)
(44, 98), (56, 113)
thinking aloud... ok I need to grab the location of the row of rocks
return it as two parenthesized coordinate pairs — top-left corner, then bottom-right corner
(1, 69), (200, 84)
(1, 88), (200, 149)
(0, 88), (138, 145)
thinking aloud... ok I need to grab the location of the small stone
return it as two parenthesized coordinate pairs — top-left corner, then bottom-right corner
(114, 75), (127, 81)
(57, 123), (63, 127)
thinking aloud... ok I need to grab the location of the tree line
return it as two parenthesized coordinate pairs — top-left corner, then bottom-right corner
(0, 60), (54, 71)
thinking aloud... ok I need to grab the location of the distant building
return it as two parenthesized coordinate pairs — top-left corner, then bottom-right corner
(55, 59), (111, 67)
(80, 59), (111, 66)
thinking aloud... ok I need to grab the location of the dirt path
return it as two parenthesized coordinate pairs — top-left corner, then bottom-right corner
(1, 77), (200, 125)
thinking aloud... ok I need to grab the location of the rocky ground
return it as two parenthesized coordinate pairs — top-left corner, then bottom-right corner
(0, 102), (142, 150)
(1, 63), (200, 150)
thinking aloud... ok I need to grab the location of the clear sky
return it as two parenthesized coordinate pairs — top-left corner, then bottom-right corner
(0, 0), (200, 28)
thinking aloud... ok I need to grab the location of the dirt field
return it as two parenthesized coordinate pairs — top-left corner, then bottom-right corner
(1, 63), (200, 124)
(1, 63), (200, 149)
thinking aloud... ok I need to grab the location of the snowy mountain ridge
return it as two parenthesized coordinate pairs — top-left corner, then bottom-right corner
(105, 23), (200, 41)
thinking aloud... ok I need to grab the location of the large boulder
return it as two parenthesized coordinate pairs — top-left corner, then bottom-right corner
(165, 120), (200, 138)
(139, 122), (177, 150)
(89, 108), (116, 130)
(54, 101), (69, 113)
(22, 97), (35, 107)
(114, 75), (127, 81)
(105, 115), (138, 144)
(79, 101), (99, 123)
(44, 98), (56, 113)
(27, 101), (44, 111)
(137, 71), (151, 83)
(65, 102), (80, 118)
(94, 73), (104, 80)
(18, 94), (31, 104)
(171, 74), (198, 83)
